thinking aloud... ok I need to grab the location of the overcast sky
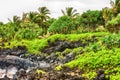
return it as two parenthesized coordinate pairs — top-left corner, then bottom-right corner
(0, 0), (111, 23)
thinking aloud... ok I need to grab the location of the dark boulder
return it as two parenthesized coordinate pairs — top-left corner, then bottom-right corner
(0, 55), (37, 69)
(93, 70), (110, 80)
(42, 40), (84, 54)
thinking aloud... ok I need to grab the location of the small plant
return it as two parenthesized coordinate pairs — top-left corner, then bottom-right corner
(36, 69), (46, 74)
(36, 69), (46, 79)
(55, 65), (62, 71)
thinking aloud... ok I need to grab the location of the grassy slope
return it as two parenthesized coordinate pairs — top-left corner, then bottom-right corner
(4, 32), (108, 54)
(3, 31), (120, 79)
(65, 48), (120, 79)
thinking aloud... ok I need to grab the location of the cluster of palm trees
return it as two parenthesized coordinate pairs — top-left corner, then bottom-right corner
(0, 6), (79, 40)
(8, 7), (50, 28)
(1, 0), (120, 31)
(7, 6), (79, 31)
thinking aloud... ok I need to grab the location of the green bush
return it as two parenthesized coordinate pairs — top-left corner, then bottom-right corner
(48, 16), (75, 34)
(65, 48), (120, 69)
(106, 14), (120, 33)
(0, 23), (15, 40)
(76, 10), (104, 32)
(19, 28), (37, 40)
(102, 34), (120, 49)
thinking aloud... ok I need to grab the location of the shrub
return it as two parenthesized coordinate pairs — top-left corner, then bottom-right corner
(106, 14), (120, 33)
(0, 24), (15, 40)
(48, 16), (75, 34)
(76, 10), (104, 32)
(102, 34), (120, 49)
(65, 48), (120, 69)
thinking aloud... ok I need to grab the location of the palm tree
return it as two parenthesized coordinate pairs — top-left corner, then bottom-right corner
(28, 12), (41, 23)
(110, 0), (120, 17)
(38, 7), (50, 33)
(102, 7), (112, 23)
(8, 16), (21, 25)
(8, 16), (21, 31)
(21, 12), (29, 23)
(61, 7), (79, 18)
(38, 7), (50, 22)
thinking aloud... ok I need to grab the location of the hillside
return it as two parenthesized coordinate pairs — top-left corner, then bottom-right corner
(0, 0), (120, 79)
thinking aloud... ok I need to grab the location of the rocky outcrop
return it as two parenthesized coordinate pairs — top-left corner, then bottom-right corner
(93, 70), (110, 80)
(0, 55), (37, 69)
(11, 67), (87, 80)
(0, 46), (27, 56)
(0, 40), (84, 79)
(0, 40), (109, 80)
(42, 40), (85, 54)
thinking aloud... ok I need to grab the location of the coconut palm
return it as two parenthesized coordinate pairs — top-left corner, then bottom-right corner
(61, 7), (79, 18)
(8, 16), (21, 25)
(37, 7), (50, 33)
(38, 7), (50, 22)
(8, 16), (21, 31)
(21, 12), (29, 23)
(102, 7), (112, 23)
(110, 0), (120, 17)
(28, 12), (41, 24)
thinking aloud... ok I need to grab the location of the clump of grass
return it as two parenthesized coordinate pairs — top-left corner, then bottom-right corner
(55, 65), (62, 71)
(8, 39), (48, 54)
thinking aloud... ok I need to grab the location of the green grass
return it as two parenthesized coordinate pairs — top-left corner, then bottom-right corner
(47, 32), (109, 42)
(64, 48), (120, 79)
(2, 32), (109, 54)
(6, 39), (48, 54)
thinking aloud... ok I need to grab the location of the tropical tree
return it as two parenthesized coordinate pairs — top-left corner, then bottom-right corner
(61, 7), (79, 18)
(106, 13), (120, 33)
(110, 0), (120, 17)
(21, 12), (29, 23)
(8, 15), (21, 31)
(38, 7), (50, 22)
(102, 7), (113, 25)
(38, 7), (50, 33)
(28, 12), (41, 24)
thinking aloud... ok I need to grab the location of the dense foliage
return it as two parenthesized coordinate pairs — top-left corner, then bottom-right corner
(106, 14), (120, 33)
(48, 16), (75, 33)
(1, 0), (120, 79)
(77, 10), (104, 30)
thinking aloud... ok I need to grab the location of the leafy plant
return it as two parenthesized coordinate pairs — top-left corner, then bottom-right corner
(102, 34), (120, 49)
(48, 16), (75, 34)
(76, 10), (104, 32)
(106, 14), (120, 33)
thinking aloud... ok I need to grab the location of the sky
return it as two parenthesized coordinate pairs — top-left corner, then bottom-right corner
(0, 0), (111, 23)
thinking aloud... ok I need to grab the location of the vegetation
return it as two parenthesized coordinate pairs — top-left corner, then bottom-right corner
(48, 16), (75, 33)
(1, 0), (120, 79)
(106, 14), (120, 33)
(76, 10), (104, 32)
(61, 7), (79, 18)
